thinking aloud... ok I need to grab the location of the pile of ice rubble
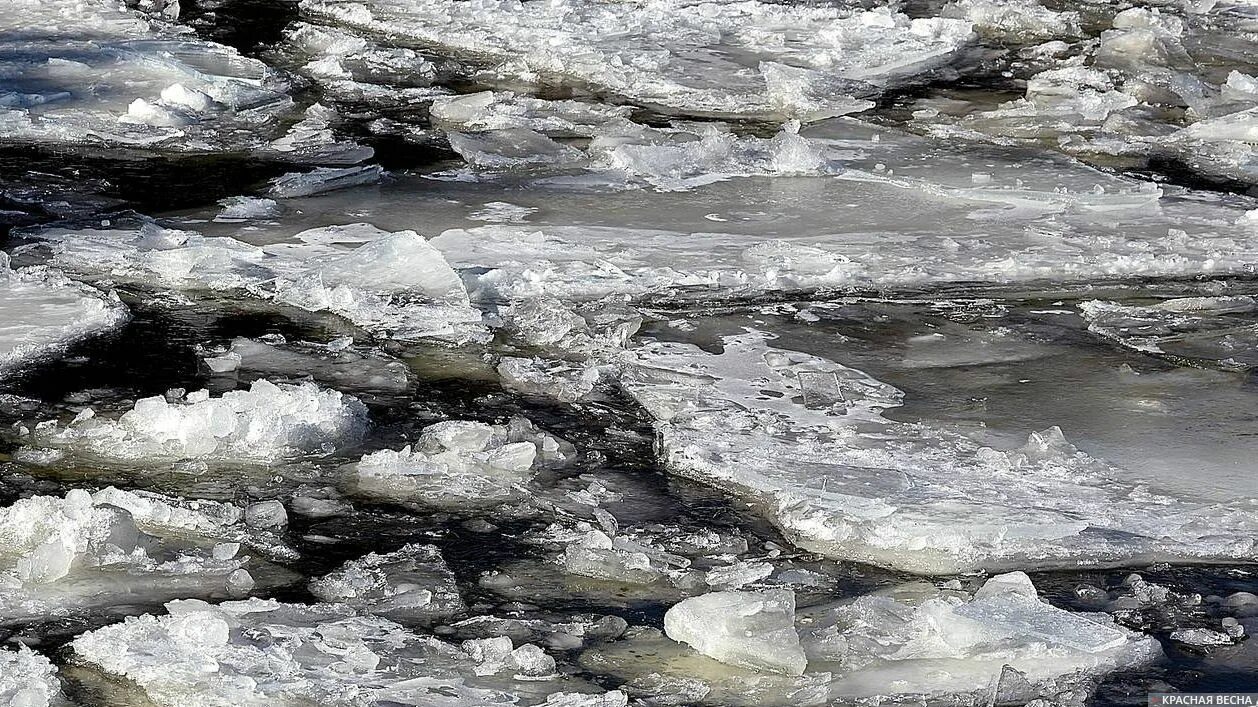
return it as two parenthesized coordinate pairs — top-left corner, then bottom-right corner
(911, 2), (1258, 186)
(0, 646), (65, 707)
(0, 486), (294, 624)
(22, 379), (369, 465)
(298, 0), (974, 120)
(347, 418), (577, 510)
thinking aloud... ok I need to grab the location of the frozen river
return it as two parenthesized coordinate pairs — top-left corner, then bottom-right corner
(2, 0), (1258, 703)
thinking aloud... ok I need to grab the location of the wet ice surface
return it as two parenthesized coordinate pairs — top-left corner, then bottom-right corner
(4, 0), (1258, 703)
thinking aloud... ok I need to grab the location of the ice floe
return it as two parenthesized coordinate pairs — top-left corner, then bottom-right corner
(29, 221), (486, 343)
(309, 543), (467, 623)
(298, 0), (973, 120)
(0, 255), (128, 379)
(0, 0), (297, 152)
(71, 597), (619, 706)
(24, 379), (368, 465)
(347, 418), (575, 509)
(619, 331), (1258, 573)
(585, 574), (1158, 705)
(0, 487), (295, 623)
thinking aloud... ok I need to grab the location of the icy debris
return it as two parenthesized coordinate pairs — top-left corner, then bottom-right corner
(0, 646), (64, 707)
(262, 103), (374, 165)
(942, 0), (1081, 41)
(32, 221), (486, 343)
(560, 528), (695, 587)
(276, 21), (447, 112)
(269, 165), (385, 198)
(442, 114), (836, 191)
(349, 418), (575, 509)
(214, 196), (283, 222)
(0, 0), (296, 152)
(452, 614), (628, 651)
(0, 256), (128, 379)
(27, 379), (368, 464)
(500, 297), (640, 355)
(498, 357), (604, 403)
(664, 590), (807, 676)
(309, 543), (467, 623)
(1080, 297), (1258, 370)
(71, 598), (608, 706)
(0, 487), (294, 622)
(585, 573), (1156, 706)
(298, 0), (971, 119)
(204, 336), (412, 393)
(432, 92), (633, 138)
(620, 332), (1258, 574)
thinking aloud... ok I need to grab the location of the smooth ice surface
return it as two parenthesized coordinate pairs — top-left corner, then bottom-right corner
(0, 0), (297, 151)
(584, 573), (1158, 706)
(299, 0), (973, 119)
(620, 331), (1258, 574)
(27, 379), (368, 464)
(664, 590), (807, 676)
(348, 418), (575, 509)
(0, 487), (294, 622)
(0, 646), (64, 707)
(30, 221), (486, 343)
(71, 598), (616, 706)
(309, 543), (467, 623)
(0, 257), (128, 379)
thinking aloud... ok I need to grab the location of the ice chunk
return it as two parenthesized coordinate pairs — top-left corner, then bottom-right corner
(664, 590), (807, 676)
(28, 379), (368, 464)
(583, 574), (1158, 705)
(0, 487), (295, 623)
(214, 196), (283, 222)
(71, 598), (608, 706)
(309, 543), (467, 623)
(620, 332), (1258, 573)
(298, 0), (971, 119)
(0, 646), (64, 707)
(0, 257), (128, 379)
(348, 418), (575, 509)
(31, 221), (486, 344)
(269, 165), (385, 198)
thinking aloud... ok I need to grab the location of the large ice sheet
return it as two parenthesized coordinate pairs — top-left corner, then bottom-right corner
(71, 597), (618, 706)
(0, 0), (297, 152)
(583, 573), (1158, 706)
(0, 256), (128, 379)
(619, 331), (1258, 574)
(26, 379), (368, 464)
(29, 221), (487, 344)
(0, 487), (295, 623)
(299, 0), (972, 119)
